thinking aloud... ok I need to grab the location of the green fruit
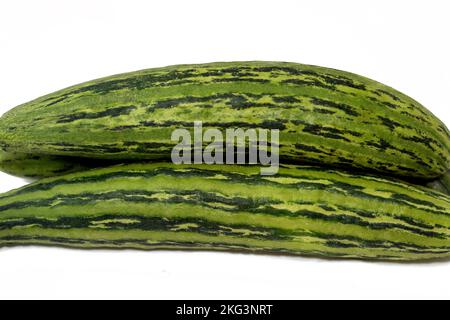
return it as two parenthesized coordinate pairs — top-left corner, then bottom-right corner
(0, 163), (449, 261)
(0, 61), (448, 179)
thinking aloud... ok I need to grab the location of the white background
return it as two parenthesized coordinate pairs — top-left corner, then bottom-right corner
(0, 0), (449, 300)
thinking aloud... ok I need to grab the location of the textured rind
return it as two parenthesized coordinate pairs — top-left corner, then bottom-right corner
(0, 163), (449, 261)
(0, 61), (448, 179)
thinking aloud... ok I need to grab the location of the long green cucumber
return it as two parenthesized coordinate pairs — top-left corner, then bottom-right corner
(0, 150), (121, 179)
(0, 163), (449, 261)
(0, 61), (448, 179)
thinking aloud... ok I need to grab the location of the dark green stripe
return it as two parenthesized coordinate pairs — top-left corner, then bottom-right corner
(57, 105), (137, 123)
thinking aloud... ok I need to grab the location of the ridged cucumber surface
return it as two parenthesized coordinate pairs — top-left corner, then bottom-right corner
(0, 61), (448, 179)
(0, 163), (449, 261)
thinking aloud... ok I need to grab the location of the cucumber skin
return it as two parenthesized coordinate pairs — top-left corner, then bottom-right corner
(0, 61), (448, 180)
(0, 162), (449, 261)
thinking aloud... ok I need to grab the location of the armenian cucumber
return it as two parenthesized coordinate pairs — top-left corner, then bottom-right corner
(0, 163), (449, 261)
(0, 62), (448, 179)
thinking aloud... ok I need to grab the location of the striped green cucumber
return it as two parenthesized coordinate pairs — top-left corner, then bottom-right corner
(0, 163), (449, 261)
(0, 150), (121, 179)
(0, 61), (448, 180)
